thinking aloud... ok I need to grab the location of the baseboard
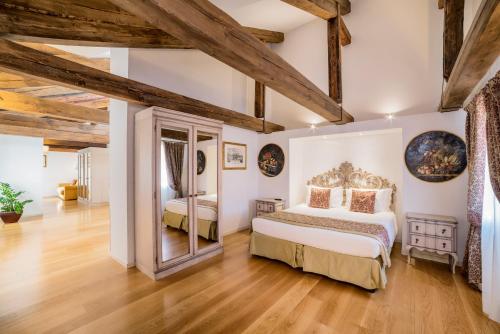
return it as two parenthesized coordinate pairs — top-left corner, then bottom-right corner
(110, 254), (136, 269)
(223, 224), (250, 236)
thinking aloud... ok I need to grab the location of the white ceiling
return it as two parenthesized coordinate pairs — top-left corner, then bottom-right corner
(210, 0), (317, 32)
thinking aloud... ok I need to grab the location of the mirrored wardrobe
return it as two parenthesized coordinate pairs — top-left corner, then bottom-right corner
(135, 107), (223, 280)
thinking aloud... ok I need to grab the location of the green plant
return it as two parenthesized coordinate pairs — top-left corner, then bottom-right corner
(0, 183), (33, 214)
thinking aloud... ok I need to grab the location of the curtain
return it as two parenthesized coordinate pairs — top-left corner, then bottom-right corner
(463, 70), (499, 291)
(482, 158), (500, 323)
(164, 142), (185, 198)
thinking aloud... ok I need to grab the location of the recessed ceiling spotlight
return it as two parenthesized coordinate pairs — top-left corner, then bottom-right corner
(385, 114), (394, 120)
(310, 124), (316, 129)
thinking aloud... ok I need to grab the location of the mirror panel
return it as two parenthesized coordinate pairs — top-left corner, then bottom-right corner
(160, 127), (191, 263)
(196, 131), (219, 251)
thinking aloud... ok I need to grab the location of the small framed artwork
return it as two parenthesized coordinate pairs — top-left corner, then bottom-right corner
(222, 142), (247, 170)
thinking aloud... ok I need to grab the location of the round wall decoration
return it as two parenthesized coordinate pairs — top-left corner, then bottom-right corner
(405, 131), (467, 182)
(197, 150), (206, 175)
(258, 144), (285, 177)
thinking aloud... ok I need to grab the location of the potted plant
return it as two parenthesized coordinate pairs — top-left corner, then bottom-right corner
(0, 183), (33, 224)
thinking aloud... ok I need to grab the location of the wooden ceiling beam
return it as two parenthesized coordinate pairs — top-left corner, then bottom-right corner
(0, 112), (109, 143)
(281, 0), (350, 18)
(443, 0), (464, 80)
(0, 0), (284, 48)
(281, 0), (351, 46)
(438, 0), (445, 10)
(328, 16), (342, 104)
(0, 39), (284, 132)
(440, 0), (500, 111)
(254, 81), (266, 119)
(44, 139), (107, 149)
(0, 90), (108, 124)
(110, 0), (352, 123)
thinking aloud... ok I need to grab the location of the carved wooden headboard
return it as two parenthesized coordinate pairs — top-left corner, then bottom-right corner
(306, 162), (397, 207)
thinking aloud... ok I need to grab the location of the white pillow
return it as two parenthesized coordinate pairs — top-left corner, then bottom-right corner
(306, 185), (343, 208)
(345, 188), (392, 213)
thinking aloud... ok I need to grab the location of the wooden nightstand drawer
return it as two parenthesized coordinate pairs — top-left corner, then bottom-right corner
(436, 225), (453, 238)
(410, 221), (425, 234)
(436, 238), (452, 252)
(425, 236), (436, 249)
(425, 223), (436, 235)
(410, 234), (425, 247)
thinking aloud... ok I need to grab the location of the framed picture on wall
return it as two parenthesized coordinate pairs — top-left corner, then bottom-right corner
(222, 142), (247, 170)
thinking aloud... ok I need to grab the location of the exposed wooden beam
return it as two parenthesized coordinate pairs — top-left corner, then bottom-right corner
(15, 42), (110, 71)
(328, 15), (342, 103)
(340, 18), (351, 46)
(0, 112), (108, 143)
(44, 139), (107, 149)
(0, 72), (45, 89)
(0, 0), (284, 48)
(438, 0), (445, 10)
(281, 0), (350, 18)
(0, 90), (108, 123)
(47, 147), (79, 153)
(110, 0), (352, 123)
(443, 0), (464, 80)
(281, 0), (351, 46)
(254, 81), (266, 119)
(441, 0), (500, 111)
(0, 39), (284, 132)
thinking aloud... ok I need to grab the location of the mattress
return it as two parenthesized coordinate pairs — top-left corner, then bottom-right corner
(164, 193), (217, 221)
(252, 203), (397, 259)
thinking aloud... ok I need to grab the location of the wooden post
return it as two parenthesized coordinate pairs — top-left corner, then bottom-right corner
(254, 81), (265, 119)
(443, 0), (465, 80)
(328, 13), (342, 103)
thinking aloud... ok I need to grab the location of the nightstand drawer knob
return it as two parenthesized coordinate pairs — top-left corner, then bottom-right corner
(442, 242), (446, 248)
(441, 228), (446, 234)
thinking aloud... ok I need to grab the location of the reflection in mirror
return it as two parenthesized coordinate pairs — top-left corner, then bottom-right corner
(160, 127), (190, 262)
(196, 131), (219, 251)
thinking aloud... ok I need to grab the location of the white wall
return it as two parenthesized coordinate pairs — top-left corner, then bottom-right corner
(267, 0), (443, 128)
(109, 47), (136, 267)
(289, 129), (404, 237)
(0, 135), (43, 217)
(257, 111), (468, 260)
(128, 49), (260, 236)
(42, 151), (78, 197)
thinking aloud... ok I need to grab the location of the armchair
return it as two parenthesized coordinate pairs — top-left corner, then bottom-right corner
(57, 180), (78, 201)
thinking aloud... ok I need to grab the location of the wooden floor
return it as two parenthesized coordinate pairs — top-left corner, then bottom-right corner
(0, 198), (498, 334)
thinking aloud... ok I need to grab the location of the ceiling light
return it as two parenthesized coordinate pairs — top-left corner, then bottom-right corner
(385, 114), (394, 120)
(310, 124), (316, 129)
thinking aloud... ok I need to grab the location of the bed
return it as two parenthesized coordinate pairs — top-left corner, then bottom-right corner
(250, 162), (398, 290)
(163, 193), (218, 241)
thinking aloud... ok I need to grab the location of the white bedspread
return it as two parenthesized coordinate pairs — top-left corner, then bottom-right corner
(252, 203), (397, 259)
(165, 194), (218, 221)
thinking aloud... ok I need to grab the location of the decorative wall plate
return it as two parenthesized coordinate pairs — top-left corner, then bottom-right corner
(258, 144), (285, 177)
(405, 131), (467, 182)
(197, 150), (206, 175)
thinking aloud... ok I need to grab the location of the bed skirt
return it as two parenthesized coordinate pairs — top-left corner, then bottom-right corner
(163, 210), (218, 241)
(249, 231), (387, 290)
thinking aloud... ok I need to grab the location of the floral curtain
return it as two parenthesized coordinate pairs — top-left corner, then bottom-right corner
(164, 142), (185, 198)
(463, 71), (500, 289)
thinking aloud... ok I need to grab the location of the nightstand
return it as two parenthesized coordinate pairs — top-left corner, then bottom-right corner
(406, 212), (458, 273)
(256, 198), (285, 216)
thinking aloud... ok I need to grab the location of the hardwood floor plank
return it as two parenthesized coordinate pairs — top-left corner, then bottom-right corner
(0, 198), (498, 334)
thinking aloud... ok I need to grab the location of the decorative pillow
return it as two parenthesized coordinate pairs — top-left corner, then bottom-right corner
(345, 188), (393, 212)
(309, 187), (331, 209)
(306, 186), (343, 208)
(350, 190), (376, 214)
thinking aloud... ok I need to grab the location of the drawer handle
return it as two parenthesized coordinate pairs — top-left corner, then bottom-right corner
(416, 238), (420, 243)
(442, 242), (446, 248)
(441, 228), (446, 234)
(416, 225), (419, 231)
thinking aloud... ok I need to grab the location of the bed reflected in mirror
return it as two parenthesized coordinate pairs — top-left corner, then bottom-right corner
(196, 131), (219, 252)
(160, 127), (190, 262)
